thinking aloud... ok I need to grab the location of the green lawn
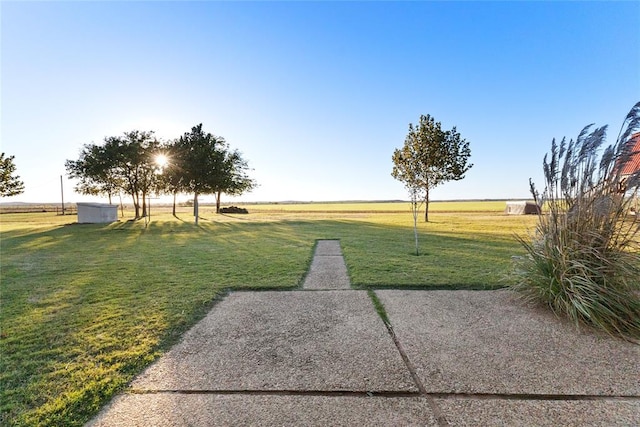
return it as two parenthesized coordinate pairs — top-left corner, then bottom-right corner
(0, 203), (537, 426)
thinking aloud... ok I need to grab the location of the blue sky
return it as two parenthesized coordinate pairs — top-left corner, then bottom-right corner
(2, 1), (639, 204)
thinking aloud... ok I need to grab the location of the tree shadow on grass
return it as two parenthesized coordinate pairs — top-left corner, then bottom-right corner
(1, 213), (527, 426)
(321, 219), (523, 290)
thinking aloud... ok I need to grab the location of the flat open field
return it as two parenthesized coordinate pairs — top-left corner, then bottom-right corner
(1, 201), (538, 426)
(244, 200), (509, 213)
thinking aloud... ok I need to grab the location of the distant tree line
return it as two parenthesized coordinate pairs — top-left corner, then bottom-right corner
(66, 124), (256, 223)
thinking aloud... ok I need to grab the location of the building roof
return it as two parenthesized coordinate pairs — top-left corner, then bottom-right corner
(620, 132), (640, 176)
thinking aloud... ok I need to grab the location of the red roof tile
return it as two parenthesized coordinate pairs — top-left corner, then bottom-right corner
(620, 133), (640, 176)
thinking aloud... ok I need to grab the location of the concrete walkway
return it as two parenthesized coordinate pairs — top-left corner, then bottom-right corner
(88, 240), (640, 426)
(302, 240), (350, 289)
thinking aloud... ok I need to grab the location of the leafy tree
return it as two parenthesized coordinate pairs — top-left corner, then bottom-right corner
(173, 124), (227, 224)
(0, 153), (25, 197)
(65, 144), (122, 204)
(154, 142), (184, 217)
(123, 131), (161, 218)
(67, 125), (255, 222)
(392, 114), (473, 223)
(66, 131), (162, 218)
(212, 149), (257, 214)
(173, 124), (256, 223)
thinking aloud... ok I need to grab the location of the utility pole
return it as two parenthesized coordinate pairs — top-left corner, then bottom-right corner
(60, 175), (65, 215)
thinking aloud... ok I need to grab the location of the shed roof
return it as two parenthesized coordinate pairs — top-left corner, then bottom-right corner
(76, 202), (117, 208)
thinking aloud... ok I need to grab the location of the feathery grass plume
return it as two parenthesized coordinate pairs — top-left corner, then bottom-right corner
(512, 102), (640, 342)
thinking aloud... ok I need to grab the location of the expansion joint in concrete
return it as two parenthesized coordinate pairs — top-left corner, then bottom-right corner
(368, 290), (449, 426)
(387, 327), (449, 426)
(127, 388), (640, 402)
(431, 392), (640, 402)
(127, 389), (422, 398)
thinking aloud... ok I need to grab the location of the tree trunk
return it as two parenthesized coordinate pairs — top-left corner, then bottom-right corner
(215, 191), (221, 214)
(172, 192), (177, 217)
(132, 191), (139, 219)
(141, 191), (147, 217)
(424, 190), (430, 222)
(412, 199), (420, 256)
(194, 192), (199, 225)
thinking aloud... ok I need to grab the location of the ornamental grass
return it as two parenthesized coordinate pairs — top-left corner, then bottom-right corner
(512, 102), (640, 342)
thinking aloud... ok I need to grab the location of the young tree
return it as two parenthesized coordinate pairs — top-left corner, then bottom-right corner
(392, 114), (473, 222)
(0, 153), (25, 197)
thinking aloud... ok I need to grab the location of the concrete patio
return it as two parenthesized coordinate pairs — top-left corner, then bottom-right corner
(88, 240), (639, 426)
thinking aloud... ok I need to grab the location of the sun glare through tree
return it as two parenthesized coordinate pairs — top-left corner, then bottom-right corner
(155, 153), (169, 170)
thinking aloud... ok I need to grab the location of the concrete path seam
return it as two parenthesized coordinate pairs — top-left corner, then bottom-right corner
(385, 324), (450, 427)
(368, 290), (450, 426)
(125, 388), (640, 402)
(432, 393), (640, 402)
(126, 390), (422, 398)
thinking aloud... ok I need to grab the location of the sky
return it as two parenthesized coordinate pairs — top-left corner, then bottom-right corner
(2, 1), (639, 204)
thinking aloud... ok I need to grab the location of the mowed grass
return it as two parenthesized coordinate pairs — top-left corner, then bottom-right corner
(341, 211), (536, 287)
(0, 201), (536, 426)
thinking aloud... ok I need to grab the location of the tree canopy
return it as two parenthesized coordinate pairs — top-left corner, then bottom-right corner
(66, 124), (256, 222)
(65, 143), (122, 203)
(212, 148), (256, 213)
(171, 124), (228, 223)
(0, 153), (25, 197)
(66, 131), (161, 218)
(392, 114), (472, 222)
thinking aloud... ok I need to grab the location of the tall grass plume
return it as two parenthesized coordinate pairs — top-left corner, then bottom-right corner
(511, 102), (640, 342)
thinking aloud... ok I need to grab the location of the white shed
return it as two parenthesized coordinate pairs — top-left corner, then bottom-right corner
(77, 203), (118, 224)
(505, 201), (540, 215)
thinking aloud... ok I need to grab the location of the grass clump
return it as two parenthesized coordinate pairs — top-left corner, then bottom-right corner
(511, 102), (640, 341)
(367, 290), (391, 326)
